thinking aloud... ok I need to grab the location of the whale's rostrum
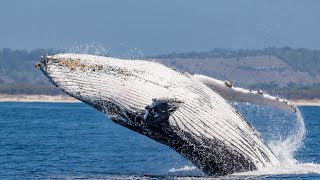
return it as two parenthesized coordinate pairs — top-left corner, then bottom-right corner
(36, 53), (295, 176)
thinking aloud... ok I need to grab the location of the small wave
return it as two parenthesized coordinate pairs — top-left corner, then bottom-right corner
(169, 165), (197, 172)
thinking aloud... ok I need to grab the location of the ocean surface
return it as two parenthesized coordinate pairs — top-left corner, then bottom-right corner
(0, 102), (319, 179)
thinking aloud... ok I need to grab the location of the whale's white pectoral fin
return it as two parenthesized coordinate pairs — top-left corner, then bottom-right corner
(192, 74), (297, 113)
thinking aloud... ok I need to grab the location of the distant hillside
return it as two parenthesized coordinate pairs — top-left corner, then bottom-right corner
(0, 48), (62, 95)
(155, 55), (320, 88)
(151, 47), (320, 77)
(0, 48), (60, 84)
(0, 47), (319, 99)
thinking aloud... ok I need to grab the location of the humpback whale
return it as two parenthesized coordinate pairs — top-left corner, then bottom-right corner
(36, 54), (297, 176)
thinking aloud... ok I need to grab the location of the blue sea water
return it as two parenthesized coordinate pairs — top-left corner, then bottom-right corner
(0, 102), (319, 179)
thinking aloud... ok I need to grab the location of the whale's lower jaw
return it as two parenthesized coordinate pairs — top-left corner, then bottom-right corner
(37, 54), (281, 176)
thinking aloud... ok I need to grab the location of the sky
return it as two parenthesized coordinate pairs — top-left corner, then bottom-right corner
(1, 0), (320, 56)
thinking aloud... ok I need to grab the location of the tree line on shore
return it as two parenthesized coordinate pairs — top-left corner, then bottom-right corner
(0, 47), (319, 99)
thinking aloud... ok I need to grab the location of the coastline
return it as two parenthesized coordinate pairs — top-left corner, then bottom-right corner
(0, 94), (319, 106)
(0, 94), (79, 103)
(290, 99), (320, 106)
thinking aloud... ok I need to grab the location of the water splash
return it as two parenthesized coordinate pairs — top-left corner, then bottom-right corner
(169, 165), (197, 173)
(268, 108), (306, 165)
(167, 165), (204, 177)
(232, 103), (306, 164)
(66, 42), (109, 56)
(220, 103), (320, 177)
(233, 163), (320, 177)
(232, 106), (320, 177)
(64, 42), (149, 59)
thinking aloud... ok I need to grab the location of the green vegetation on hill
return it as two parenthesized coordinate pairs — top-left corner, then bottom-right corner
(152, 47), (320, 76)
(0, 48), (64, 95)
(270, 47), (320, 76)
(0, 84), (61, 95)
(0, 48), (61, 84)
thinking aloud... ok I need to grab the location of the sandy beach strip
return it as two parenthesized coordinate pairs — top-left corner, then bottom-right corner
(0, 94), (319, 106)
(290, 99), (320, 106)
(0, 94), (79, 103)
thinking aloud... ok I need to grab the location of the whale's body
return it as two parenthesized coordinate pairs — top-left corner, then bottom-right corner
(37, 54), (290, 176)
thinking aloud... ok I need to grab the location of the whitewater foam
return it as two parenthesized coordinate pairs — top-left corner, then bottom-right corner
(233, 163), (320, 177)
(268, 108), (306, 165)
(169, 165), (197, 173)
(233, 107), (320, 177)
